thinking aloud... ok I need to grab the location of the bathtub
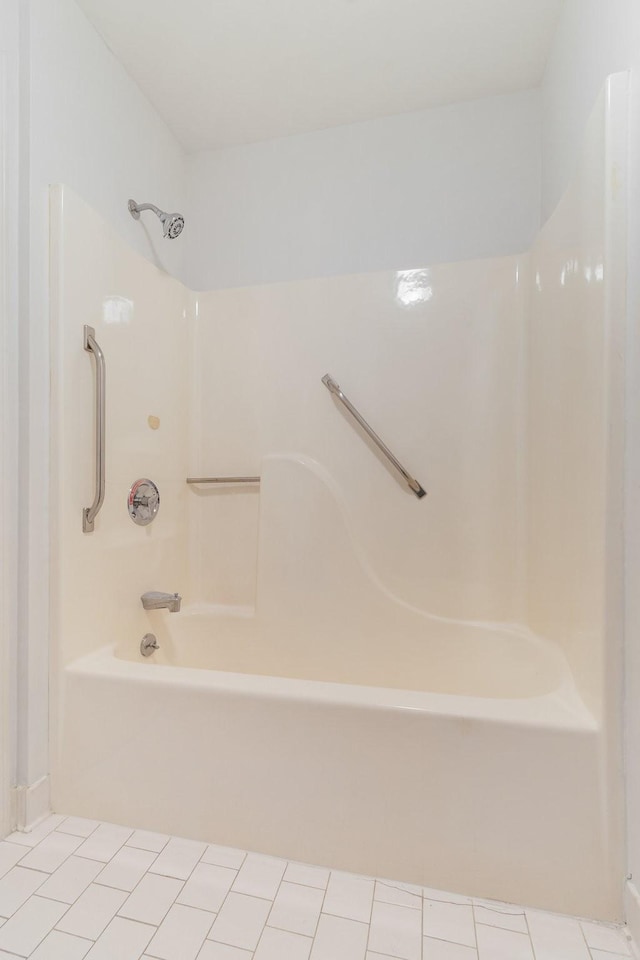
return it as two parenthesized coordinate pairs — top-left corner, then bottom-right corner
(53, 608), (616, 919)
(52, 455), (620, 919)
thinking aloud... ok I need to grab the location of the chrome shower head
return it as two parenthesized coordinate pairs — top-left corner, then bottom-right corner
(128, 199), (185, 239)
(162, 212), (185, 239)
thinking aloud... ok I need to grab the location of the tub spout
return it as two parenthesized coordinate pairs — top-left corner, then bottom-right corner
(141, 591), (181, 613)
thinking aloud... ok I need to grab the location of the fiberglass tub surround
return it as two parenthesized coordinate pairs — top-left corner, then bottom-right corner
(50, 76), (627, 920)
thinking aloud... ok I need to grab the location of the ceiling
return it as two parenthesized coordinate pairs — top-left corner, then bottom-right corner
(77, 0), (563, 152)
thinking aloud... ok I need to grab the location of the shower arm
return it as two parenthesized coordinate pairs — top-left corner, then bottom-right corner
(128, 201), (163, 219)
(322, 374), (426, 499)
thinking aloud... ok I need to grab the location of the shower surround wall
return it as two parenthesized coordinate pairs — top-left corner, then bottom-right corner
(49, 186), (190, 668)
(50, 77), (627, 919)
(188, 258), (527, 621)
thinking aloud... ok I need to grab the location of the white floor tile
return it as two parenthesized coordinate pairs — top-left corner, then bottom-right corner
(423, 899), (476, 948)
(474, 904), (528, 934)
(84, 917), (155, 960)
(209, 892), (271, 951)
(255, 926), (312, 960)
(580, 920), (631, 955)
(590, 952), (631, 960)
(367, 953), (409, 960)
(56, 883), (128, 939)
(268, 881), (324, 936)
(368, 901), (422, 960)
(476, 923), (534, 960)
(18, 831), (83, 873)
(375, 880), (422, 910)
(149, 837), (207, 881)
(74, 824), (133, 863)
(526, 909), (592, 960)
(198, 944), (253, 960)
(177, 862), (237, 913)
(0, 866), (48, 917)
(0, 896), (68, 957)
(126, 831), (170, 854)
(30, 930), (93, 959)
(58, 818), (102, 839)
(323, 872), (374, 923)
(424, 889), (472, 906)
(283, 862), (330, 890)
(202, 845), (247, 870)
(0, 842), (27, 880)
(20, 812), (631, 960)
(119, 873), (184, 926)
(231, 853), (287, 900)
(310, 914), (369, 960)
(95, 845), (157, 891)
(423, 940), (478, 959)
(38, 856), (104, 904)
(5, 816), (66, 848)
(145, 903), (215, 960)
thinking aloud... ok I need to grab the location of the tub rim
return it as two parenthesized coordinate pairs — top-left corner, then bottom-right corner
(67, 644), (597, 732)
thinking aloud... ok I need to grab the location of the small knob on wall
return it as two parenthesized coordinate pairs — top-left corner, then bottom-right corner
(128, 478), (160, 526)
(140, 633), (159, 657)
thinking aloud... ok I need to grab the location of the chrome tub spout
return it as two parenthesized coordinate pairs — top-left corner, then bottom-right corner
(141, 591), (181, 613)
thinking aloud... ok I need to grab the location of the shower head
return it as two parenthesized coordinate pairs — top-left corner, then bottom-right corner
(128, 199), (185, 239)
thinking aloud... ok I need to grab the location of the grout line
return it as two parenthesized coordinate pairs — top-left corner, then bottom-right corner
(374, 879), (423, 911)
(524, 910), (538, 960)
(474, 902), (525, 916)
(424, 893), (474, 907)
(92, 845), (162, 894)
(125, 831), (171, 855)
(308, 864), (331, 945)
(198, 859), (255, 948)
(580, 920), (596, 959)
(471, 900), (480, 956)
(363, 872), (376, 959)
(9, 862), (51, 874)
(18, 893), (77, 956)
(55, 818), (102, 840)
(423, 932), (480, 949)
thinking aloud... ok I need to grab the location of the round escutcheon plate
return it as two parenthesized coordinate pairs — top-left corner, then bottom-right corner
(127, 478), (160, 526)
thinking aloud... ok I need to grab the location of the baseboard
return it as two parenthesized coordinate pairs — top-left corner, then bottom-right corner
(626, 880), (640, 957)
(10, 776), (51, 832)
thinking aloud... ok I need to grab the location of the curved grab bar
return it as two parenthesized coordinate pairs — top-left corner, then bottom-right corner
(322, 374), (426, 499)
(83, 325), (106, 532)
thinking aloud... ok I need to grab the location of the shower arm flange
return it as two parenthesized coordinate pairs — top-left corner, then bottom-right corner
(128, 199), (163, 221)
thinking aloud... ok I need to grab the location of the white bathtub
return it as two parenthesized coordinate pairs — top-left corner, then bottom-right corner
(51, 457), (620, 919)
(53, 609), (617, 919)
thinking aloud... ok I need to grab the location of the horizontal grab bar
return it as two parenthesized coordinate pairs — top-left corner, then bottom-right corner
(83, 325), (106, 531)
(322, 374), (426, 499)
(186, 477), (260, 485)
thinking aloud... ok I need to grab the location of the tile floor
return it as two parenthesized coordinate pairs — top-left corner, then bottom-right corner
(0, 814), (633, 960)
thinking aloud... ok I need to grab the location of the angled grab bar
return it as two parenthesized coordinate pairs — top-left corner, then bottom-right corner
(186, 477), (260, 485)
(83, 325), (106, 532)
(322, 374), (426, 499)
